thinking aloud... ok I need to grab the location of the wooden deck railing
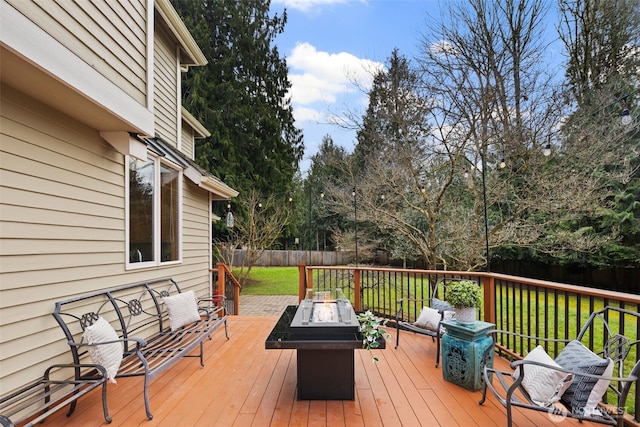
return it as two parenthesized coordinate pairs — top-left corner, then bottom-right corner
(214, 262), (242, 315)
(298, 264), (640, 422)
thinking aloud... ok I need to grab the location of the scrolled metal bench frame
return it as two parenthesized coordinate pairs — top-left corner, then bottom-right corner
(479, 306), (640, 427)
(0, 363), (110, 426)
(52, 277), (229, 421)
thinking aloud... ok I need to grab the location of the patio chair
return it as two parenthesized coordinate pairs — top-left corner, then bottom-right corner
(395, 279), (479, 367)
(479, 306), (640, 427)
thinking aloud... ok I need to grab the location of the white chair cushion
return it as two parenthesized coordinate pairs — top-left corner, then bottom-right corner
(163, 290), (201, 331)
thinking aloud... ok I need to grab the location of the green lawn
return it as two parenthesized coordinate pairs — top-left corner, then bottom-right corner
(239, 266), (299, 295)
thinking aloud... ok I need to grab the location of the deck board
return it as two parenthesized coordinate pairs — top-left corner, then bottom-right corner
(39, 315), (601, 427)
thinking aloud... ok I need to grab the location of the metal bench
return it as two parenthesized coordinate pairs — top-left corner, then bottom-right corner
(0, 364), (110, 426)
(52, 278), (228, 420)
(479, 306), (640, 427)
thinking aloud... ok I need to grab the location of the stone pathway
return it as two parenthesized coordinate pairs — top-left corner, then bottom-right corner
(238, 294), (299, 316)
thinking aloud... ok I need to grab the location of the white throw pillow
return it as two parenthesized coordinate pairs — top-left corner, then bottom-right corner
(163, 290), (201, 331)
(514, 345), (573, 407)
(414, 306), (441, 331)
(82, 316), (123, 384)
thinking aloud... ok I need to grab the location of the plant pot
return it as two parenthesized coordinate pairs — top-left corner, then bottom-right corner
(455, 307), (477, 324)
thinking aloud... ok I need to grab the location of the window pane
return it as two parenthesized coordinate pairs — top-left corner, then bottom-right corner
(129, 158), (154, 263)
(160, 163), (179, 261)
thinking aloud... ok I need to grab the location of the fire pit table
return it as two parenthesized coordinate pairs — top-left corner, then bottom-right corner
(265, 295), (383, 400)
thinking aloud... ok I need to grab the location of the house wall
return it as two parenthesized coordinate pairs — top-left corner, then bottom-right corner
(0, 84), (212, 393)
(154, 25), (179, 145)
(6, 0), (149, 106)
(181, 124), (195, 160)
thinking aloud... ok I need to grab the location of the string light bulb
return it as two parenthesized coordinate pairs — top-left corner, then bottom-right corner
(621, 108), (632, 126)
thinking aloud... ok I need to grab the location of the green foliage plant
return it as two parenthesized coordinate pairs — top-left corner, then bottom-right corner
(357, 310), (390, 363)
(446, 280), (482, 308)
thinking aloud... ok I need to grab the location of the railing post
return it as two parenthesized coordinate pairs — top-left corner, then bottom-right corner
(298, 263), (307, 302)
(354, 268), (361, 311)
(307, 267), (314, 298)
(234, 282), (240, 315)
(483, 274), (496, 324)
(216, 262), (226, 300)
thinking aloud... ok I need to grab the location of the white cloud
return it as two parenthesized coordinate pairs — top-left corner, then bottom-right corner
(272, 0), (364, 13)
(429, 39), (458, 56)
(293, 105), (326, 123)
(287, 42), (383, 106)
(280, 42), (384, 171)
(289, 73), (345, 104)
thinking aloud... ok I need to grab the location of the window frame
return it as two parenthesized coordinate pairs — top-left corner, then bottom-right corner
(126, 154), (183, 269)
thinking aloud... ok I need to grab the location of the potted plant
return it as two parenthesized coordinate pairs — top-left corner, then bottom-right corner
(446, 280), (482, 323)
(357, 310), (390, 362)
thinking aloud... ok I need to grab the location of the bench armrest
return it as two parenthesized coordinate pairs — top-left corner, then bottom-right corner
(484, 329), (573, 344)
(198, 295), (227, 318)
(510, 358), (638, 383)
(43, 363), (109, 381)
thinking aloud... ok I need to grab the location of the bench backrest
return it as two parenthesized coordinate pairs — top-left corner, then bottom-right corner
(575, 306), (640, 386)
(52, 278), (183, 364)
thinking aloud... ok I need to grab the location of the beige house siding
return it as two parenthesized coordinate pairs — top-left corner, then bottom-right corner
(154, 26), (179, 145)
(181, 124), (195, 159)
(0, 0), (233, 398)
(0, 85), (212, 393)
(6, 0), (149, 106)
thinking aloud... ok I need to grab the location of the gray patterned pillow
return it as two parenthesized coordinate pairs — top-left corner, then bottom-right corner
(554, 340), (613, 415)
(432, 297), (454, 312)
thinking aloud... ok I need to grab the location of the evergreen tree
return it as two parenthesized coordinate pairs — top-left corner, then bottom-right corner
(554, 0), (640, 267)
(172, 0), (304, 195)
(559, 0), (640, 104)
(305, 135), (350, 252)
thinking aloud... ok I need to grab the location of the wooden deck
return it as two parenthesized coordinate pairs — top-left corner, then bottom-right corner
(41, 315), (600, 427)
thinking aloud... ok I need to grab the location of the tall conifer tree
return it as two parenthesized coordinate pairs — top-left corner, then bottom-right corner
(172, 0), (304, 195)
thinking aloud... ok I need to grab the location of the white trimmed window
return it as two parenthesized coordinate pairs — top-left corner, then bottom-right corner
(127, 155), (182, 267)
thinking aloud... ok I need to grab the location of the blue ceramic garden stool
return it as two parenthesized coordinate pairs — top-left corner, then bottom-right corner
(441, 320), (495, 391)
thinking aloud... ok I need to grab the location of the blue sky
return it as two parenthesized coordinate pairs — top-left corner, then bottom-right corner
(270, 0), (564, 175)
(270, 0), (440, 174)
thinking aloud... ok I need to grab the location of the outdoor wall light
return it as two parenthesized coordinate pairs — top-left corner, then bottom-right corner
(499, 158), (506, 169)
(543, 143), (552, 157)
